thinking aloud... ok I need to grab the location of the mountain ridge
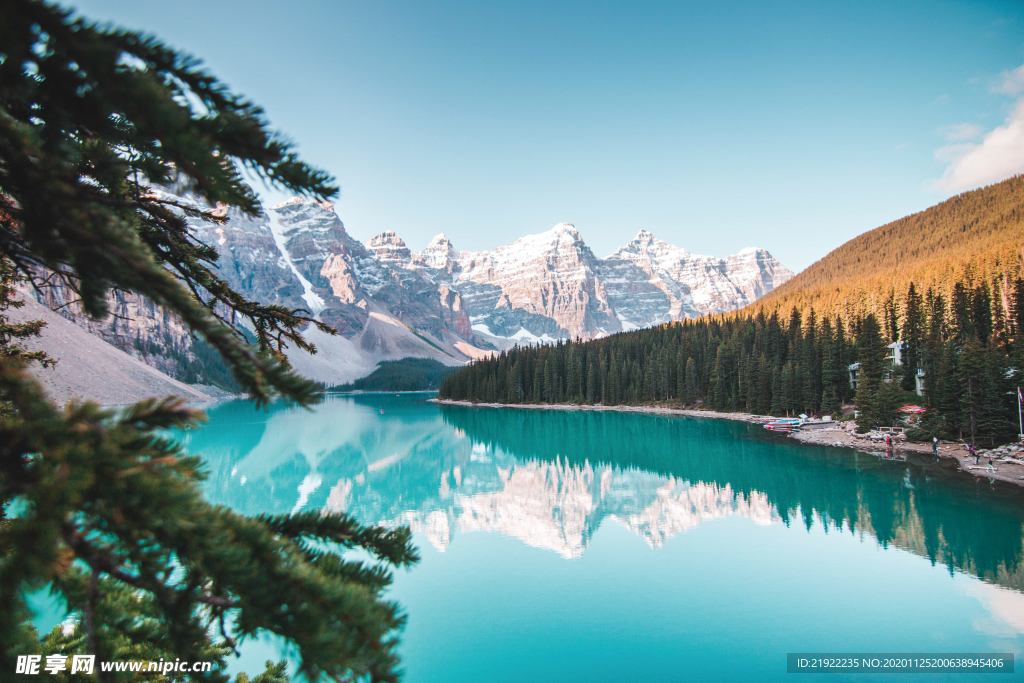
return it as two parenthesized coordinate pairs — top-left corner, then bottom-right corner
(31, 192), (792, 388)
(199, 197), (792, 371)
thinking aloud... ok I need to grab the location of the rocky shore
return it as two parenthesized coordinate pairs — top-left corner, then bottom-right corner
(431, 399), (1024, 488)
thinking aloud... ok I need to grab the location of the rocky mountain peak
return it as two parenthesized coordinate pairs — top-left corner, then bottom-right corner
(494, 223), (590, 264)
(367, 230), (405, 245)
(548, 222), (582, 241)
(173, 184), (794, 380)
(268, 197), (346, 241)
(416, 234), (460, 272)
(612, 229), (690, 262)
(272, 196), (335, 213)
(366, 231), (413, 270)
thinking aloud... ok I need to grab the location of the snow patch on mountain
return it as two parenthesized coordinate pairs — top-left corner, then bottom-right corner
(616, 313), (640, 332)
(268, 203), (326, 315)
(133, 190), (793, 384)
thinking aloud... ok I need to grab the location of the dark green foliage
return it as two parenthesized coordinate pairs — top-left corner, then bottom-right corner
(174, 336), (246, 393)
(131, 333), (247, 394)
(1, 364), (419, 681)
(441, 310), (854, 418)
(0, 257), (53, 368)
(854, 314), (886, 432)
(441, 274), (1024, 447)
(1013, 277), (1024, 375)
(0, 0), (337, 406)
(441, 404), (1024, 589)
(900, 283), (924, 392)
(1, 2), (419, 681)
(331, 358), (459, 393)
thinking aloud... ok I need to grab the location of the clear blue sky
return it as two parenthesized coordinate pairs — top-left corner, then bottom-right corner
(70, 0), (1024, 271)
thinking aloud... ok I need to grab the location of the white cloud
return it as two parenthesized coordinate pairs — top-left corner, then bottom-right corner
(933, 142), (974, 164)
(931, 93), (1024, 193)
(939, 122), (983, 142)
(993, 63), (1024, 96)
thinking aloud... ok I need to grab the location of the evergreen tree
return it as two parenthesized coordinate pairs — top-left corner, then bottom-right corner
(819, 317), (842, 417)
(883, 290), (899, 343)
(437, 266), (1023, 446)
(977, 345), (1016, 445)
(873, 380), (902, 429)
(936, 341), (963, 435)
(834, 316), (852, 403)
(533, 357), (544, 402)
(991, 277), (1009, 352)
(779, 362), (794, 416)
(684, 357), (698, 405)
(972, 283), (993, 345)
(1012, 278), (1024, 374)
(959, 339), (987, 446)
(854, 314), (886, 432)
(1, 3), (418, 681)
(923, 288), (946, 409)
(1012, 278), (1024, 341)
(900, 282), (924, 392)
(586, 360), (597, 404)
(951, 282), (973, 342)
(543, 358), (554, 403)
(754, 354), (772, 416)
(0, 258), (54, 403)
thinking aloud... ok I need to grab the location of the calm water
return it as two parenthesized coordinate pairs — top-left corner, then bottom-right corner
(176, 394), (1024, 682)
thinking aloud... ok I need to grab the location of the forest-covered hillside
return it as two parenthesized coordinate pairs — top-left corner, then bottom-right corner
(331, 358), (458, 392)
(752, 174), (1024, 320)
(440, 177), (1024, 446)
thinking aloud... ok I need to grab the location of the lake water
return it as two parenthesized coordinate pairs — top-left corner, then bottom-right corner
(177, 393), (1024, 682)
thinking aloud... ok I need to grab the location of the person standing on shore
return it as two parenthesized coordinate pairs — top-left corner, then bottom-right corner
(933, 437), (939, 461)
(969, 443), (978, 464)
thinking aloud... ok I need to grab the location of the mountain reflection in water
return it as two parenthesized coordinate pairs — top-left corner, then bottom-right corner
(183, 394), (1024, 593)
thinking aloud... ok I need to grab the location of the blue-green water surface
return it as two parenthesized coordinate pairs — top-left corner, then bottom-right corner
(179, 394), (1024, 682)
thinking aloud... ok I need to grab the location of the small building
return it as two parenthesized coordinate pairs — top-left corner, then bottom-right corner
(886, 341), (903, 366)
(851, 348), (926, 394)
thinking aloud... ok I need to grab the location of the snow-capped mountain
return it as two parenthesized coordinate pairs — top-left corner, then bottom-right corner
(599, 230), (792, 327)
(187, 198), (481, 384)
(197, 199), (792, 381)
(39, 192), (792, 387)
(443, 223), (619, 343)
(408, 221), (791, 342)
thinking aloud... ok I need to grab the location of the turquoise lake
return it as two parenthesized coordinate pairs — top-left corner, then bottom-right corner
(175, 393), (1024, 682)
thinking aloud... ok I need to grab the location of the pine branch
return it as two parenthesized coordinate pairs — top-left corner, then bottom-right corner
(258, 511), (420, 567)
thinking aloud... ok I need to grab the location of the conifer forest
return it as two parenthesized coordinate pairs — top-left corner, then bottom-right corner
(440, 275), (1024, 447)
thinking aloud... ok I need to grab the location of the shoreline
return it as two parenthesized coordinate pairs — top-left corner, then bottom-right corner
(431, 399), (1024, 488)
